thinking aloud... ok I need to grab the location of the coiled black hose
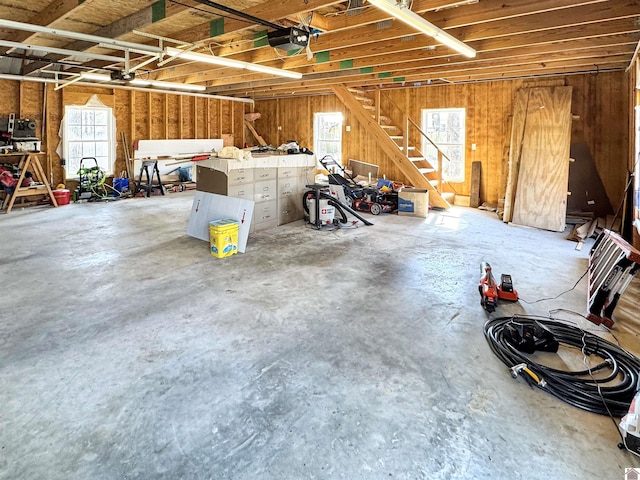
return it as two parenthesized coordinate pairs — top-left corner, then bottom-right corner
(484, 316), (640, 417)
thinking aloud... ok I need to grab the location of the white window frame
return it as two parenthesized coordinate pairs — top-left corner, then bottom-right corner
(63, 105), (115, 179)
(421, 108), (466, 183)
(313, 112), (343, 165)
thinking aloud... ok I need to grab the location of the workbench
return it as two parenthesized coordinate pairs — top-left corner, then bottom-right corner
(1, 152), (58, 213)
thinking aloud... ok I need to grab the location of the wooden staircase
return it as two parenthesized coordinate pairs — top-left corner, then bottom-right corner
(331, 84), (451, 210)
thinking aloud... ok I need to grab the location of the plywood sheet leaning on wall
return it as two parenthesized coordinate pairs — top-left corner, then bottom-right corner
(503, 89), (530, 223)
(511, 86), (573, 232)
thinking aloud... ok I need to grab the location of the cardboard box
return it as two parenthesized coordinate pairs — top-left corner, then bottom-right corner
(398, 188), (429, 217)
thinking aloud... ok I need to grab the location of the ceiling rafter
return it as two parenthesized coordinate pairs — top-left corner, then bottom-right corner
(198, 35), (638, 90)
(152, 0), (631, 82)
(0, 0), (637, 97)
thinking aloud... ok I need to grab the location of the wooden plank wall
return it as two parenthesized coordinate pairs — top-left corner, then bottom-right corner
(0, 80), (247, 187)
(254, 72), (629, 207)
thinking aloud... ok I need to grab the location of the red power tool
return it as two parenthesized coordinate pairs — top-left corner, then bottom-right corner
(479, 262), (519, 312)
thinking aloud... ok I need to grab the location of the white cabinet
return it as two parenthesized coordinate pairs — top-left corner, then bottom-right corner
(196, 154), (315, 232)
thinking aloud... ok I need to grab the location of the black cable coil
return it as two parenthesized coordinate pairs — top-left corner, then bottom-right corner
(484, 316), (640, 417)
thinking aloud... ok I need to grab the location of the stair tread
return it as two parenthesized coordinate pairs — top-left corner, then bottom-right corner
(356, 96), (373, 103)
(418, 167), (435, 173)
(380, 125), (399, 129)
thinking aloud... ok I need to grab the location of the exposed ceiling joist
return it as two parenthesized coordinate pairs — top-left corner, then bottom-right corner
(0, 0), (636, 98)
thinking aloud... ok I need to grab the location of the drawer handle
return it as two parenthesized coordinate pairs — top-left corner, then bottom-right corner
(262, 215), (271, 219)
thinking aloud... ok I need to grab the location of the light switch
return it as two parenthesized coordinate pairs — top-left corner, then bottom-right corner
(471, 143), (477, 151)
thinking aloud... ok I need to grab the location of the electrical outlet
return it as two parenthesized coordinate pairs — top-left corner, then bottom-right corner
(471, 143), (477, 151)
(277, 126), (282, 131)
(346, 125), (351, 132)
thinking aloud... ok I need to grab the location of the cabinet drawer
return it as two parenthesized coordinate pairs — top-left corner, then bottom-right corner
(278, 166), (299, 179)
(254, 179), (277, 203)
(278, 177), (298, 199)
(227, 183), (254, 200)
(278, 198), (302, 224)
(254, 199), (278, 224)
(228, 169), (254, 185)
(254, 167), (277, 181)
(298, 167), (316, 187)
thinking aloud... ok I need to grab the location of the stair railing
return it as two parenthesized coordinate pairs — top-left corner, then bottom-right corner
(374, 87), (453, 194)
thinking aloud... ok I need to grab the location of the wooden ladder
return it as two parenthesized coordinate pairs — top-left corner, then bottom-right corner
(332, 84), (450, 209)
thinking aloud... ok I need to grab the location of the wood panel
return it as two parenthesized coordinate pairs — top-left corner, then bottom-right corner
(114, 89), (130, 176)
(511, 86), (573, 232)
(503, 89), (530, 222)
(150, 92), (164, 140)
(166, 95), (180, 139)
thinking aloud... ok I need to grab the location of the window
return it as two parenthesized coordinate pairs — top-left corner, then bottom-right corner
(421, 108), (465, 182)
(64, 106), (114, 178)
(314, 112), (343, 164)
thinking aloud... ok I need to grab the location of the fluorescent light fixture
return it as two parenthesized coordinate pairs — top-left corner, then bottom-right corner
(130, 78), (206, 92)
(165, 46), (303, 80)
(367, 0), (476, 58)
(80, 72), (112, 81)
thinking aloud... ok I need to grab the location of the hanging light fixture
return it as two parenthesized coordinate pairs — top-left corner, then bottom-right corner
(165, 47), (303, 80)
(367, 0), (476, 58)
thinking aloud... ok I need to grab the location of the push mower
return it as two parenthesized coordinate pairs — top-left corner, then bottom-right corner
(319, 155), (365, 209)
(353, 188), (397, 215)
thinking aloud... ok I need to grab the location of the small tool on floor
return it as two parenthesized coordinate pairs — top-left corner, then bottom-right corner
(479, 262), (519, 312)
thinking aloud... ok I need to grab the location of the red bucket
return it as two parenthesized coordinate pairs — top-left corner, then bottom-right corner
(52, 189), (71, 206)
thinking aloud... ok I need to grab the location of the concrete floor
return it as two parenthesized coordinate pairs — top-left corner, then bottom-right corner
(1, 192), (639, 480)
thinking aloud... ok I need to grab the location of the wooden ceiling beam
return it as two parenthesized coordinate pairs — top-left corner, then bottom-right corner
(273, 0), (640, 64)
(359, 57), (629, 86)
(279, 17), (640, 68)
(213, 51), (630, 95)
(214, 0), (616, 61)
(20, 0), (160, 75)
(156, 16), (640, 84)
(244, 64), (628, 98)
(0, 0), (89, 46)
(169, 0), (344, 45)
(284, 11), (330, 32)
(319, 0), (468, 33)
(224, 0), (607, 56)
(167, 17), (639, 86)
(154, 0), (636, 81)
(190, 32), (637, 87)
